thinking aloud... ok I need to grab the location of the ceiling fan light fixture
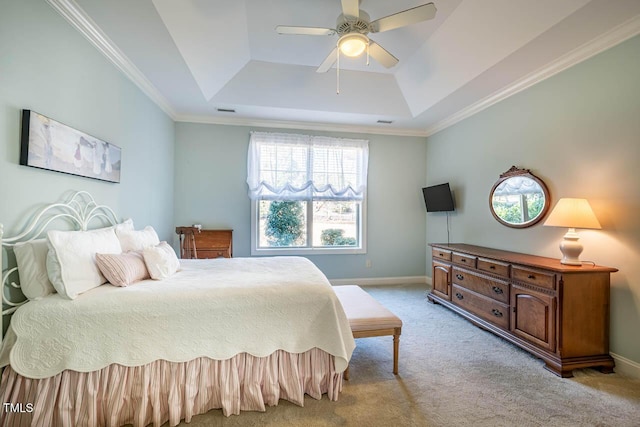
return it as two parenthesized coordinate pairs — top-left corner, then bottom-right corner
(338, 33), (369, 57)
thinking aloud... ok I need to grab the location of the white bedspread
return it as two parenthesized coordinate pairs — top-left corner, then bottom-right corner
(1, 257), (355, 379)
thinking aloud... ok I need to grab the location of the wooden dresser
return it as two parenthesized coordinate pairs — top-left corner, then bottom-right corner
(429, 243), (617, 377)
(181, 229), (233, 259)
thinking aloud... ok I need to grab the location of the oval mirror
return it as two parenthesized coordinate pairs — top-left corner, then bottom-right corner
(489, 166), (550, 228)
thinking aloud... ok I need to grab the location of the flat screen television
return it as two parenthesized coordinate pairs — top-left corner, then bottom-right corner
(422, 183), (455, 212)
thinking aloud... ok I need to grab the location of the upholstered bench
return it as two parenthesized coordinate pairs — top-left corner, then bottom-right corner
(333, 285), (403, 379)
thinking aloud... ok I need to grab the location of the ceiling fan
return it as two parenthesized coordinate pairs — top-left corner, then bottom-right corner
(276, 0), (437, 73)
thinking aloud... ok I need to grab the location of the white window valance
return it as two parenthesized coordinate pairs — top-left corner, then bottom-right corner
(247, 131), (369, 201)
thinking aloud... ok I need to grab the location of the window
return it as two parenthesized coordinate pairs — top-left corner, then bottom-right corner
(247, 132), (368, 255)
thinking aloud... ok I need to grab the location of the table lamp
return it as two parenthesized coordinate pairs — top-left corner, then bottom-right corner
(543, 198), (601, 265)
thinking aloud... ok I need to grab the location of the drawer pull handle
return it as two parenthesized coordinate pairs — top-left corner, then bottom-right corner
(439, 253), (444, 257)
(528, 274), (535, 279)
(455, 293), (464, 300)
(489, 265), (496, 270)
(491, 309), (503, 317)
(456, 274), (464, 280)
(461, 259), (467, 263)
(492, 286), (503, 294)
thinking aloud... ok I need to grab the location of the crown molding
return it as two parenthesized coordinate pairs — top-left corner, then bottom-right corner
(424, 14), (640, 137)
(175, 114), (429, 137)
(45, 0), (177, 119)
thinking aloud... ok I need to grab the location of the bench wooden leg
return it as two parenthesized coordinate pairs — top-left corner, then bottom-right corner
(393, 330), (400, 375)
(344, 366), (349, 381)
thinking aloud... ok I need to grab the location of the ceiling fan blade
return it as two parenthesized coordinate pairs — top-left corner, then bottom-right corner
(369, 42), (399, 68)
(371, 3), (436, 33)
(341, 0), (359, 18)
(316, 47), (338, 73)
(276, 26), (335, 36)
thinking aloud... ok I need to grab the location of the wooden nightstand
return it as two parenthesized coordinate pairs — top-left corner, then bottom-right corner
(176, 228), (233, 259)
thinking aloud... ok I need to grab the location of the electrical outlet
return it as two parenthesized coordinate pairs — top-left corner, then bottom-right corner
(366, 259), (372, 268)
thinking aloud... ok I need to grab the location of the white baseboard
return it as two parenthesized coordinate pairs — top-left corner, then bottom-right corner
(611, 352), (640, 379)
(330, 276), (428, 286)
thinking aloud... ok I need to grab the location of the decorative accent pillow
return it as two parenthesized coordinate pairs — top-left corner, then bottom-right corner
(142, 242), (180, 280)
(46, 227), (123, 299)
(13, 239), (56, 300)
(96, 251), (150, 287)
(116, 225), (160, 252)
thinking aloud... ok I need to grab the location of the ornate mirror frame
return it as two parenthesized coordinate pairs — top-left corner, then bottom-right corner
(489, 166), (550, 229)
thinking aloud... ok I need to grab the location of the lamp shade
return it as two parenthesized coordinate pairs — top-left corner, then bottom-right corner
(543, 198), (601, 229)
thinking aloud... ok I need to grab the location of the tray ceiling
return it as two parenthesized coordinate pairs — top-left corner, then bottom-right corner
(60, 0), (640, 135)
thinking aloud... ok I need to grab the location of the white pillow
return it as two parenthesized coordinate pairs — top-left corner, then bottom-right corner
(46, 227), (123, 299)
(116, 225), (160, 252)
(14, 239), (56, 300)
(142, 242), (180, 280)
(115, 218), (135, 233)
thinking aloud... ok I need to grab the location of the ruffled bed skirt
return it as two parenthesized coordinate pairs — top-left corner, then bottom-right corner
(0, 348), (343, 427)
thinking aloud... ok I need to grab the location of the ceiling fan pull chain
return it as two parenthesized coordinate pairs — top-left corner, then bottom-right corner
(366, 42), (370, 66)
(336, 47), (340, 94)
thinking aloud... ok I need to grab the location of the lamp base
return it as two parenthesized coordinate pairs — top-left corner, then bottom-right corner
(559, 228), (583, 266)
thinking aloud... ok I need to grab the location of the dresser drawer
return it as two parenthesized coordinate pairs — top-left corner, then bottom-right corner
(196, 248), (231, 259)
(432, 248), (452, 262)
(452, 252), (476, 268)
(477, 257), (510, 278)
(452, 268), (509, 304)
(452, 285), (509, 330)
(512, 266), (555, 290)
(179, 229), (233, 259)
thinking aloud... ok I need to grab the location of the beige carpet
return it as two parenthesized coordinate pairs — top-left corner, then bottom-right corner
(169, 284), (640, 427)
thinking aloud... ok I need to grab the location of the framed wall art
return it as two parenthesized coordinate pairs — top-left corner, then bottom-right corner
(20, 110), (121, 183)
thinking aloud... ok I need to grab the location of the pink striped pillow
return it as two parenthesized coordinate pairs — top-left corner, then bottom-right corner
(96, 251), (150, 287)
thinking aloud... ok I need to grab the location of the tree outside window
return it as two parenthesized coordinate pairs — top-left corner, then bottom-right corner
(265, 201), (305, 246)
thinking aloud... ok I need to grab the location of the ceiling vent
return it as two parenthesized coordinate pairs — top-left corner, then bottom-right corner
(377, 120), (393, 124)
(217, 108), (236, 113)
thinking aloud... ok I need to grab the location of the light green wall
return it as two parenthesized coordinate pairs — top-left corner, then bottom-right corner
(7, 0), (636, 372)
(426, 35), (640, 366)
(0, 0), (175, 239)
(174, 123), (427, 280)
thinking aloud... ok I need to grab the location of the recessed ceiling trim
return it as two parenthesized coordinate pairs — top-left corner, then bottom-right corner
(46, 0), (640, 139)
(45, 0), (176, 119)
(175, 114), (428, 138)
(425, 13), (640, 137)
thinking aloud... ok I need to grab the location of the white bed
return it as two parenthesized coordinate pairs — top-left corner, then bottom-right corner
(0, 191), (355, 426)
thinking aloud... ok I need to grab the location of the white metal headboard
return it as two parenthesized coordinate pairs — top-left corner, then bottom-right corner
(1, 191), (119, 344)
